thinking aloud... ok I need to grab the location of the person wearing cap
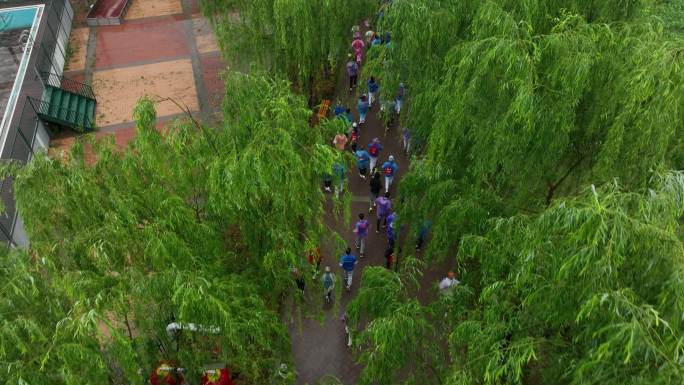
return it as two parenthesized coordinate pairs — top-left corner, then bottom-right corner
(367, 138), (383, 172)
(381, 155), (398, 193)
(346, 55), (359, 91)
(439, 271), (460, 295)
(349, 123), (360, 152)
(357, 94), (369, 124)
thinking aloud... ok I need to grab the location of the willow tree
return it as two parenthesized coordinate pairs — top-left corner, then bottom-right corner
(360, 0), (684, 260)
(350, 172), (684, 385)
(6, 71), (340, 383)
(347, 1), (684, 384)
(0, 248), (119, 385)
(200, 0), (376, 102)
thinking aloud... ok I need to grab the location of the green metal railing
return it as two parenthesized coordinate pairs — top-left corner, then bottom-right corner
(39, 72), (97, 101)
(28, 97), (94, 131)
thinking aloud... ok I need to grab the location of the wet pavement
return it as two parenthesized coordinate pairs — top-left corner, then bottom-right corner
(288, 38), (412, 383)
(51, 0), (224, 151)
(289, 115), (402, 385)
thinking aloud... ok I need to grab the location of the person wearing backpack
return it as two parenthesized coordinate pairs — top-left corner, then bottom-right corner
(375, 192), (392, 233)
(381, 155), (398, 193)
(353, 213), (370, 258)
(369, 170), (382, 212)
(355, 148), (370, 179)
(321, 266), (335, 303)
(367, 138), (383, 172)
(346, 55), (359, 92)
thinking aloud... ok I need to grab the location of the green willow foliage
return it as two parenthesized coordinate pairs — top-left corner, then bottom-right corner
(371, 0), (684, 213)
(346, 1), (684, 384)
(200, 0), (376, 100)
(449, 173), (684, 385)
(350, 173), (684, 385)
(3, 73), (338, 384)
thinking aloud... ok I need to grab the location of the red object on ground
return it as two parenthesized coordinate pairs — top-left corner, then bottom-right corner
(200, 368), (234, 385)
(150, 368), (184, 385)
(89, 0), (128, 18)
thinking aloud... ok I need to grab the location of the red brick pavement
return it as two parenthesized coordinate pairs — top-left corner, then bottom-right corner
(94, 16), (190, 70)
(199, 52), (225, 112)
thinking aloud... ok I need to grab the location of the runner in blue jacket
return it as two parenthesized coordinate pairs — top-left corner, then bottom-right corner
(381, 155), (398, 193)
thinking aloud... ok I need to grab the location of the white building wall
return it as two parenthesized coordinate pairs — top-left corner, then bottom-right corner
(50, 0), (73, 75)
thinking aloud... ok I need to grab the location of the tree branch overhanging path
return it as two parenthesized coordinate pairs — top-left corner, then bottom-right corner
(0, 1), (683, 385)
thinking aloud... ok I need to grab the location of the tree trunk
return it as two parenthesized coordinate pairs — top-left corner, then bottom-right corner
(545, 157), (584, 207)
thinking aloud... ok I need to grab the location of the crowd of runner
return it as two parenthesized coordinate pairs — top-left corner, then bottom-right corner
(300, 3), (456, 307)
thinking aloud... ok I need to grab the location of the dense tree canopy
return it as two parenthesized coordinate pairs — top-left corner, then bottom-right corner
(2, 72), (346, 384)
(377, 0), (683, 208)
(200, 0), (377, 101)
(350, 172), (684, 385)
(2, 0), (683, 384)
(344, 1), (684, 384)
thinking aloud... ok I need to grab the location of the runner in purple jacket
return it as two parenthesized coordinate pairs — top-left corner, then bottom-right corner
(374, 192), (392, 233)
(353, 213), (370, 257)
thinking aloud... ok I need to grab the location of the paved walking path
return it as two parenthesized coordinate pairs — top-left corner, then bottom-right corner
(289, 81), (406, 383)
(51, 0), (227, 152)
(288, 33), (451, 382)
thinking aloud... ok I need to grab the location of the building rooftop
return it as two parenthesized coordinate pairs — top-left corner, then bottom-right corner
(0, 5), (41, 138)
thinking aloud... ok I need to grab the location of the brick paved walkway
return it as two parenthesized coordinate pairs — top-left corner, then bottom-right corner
(51, 0), (225, 151)
(289, 98), (406, 384)
(288, 24), (457, 382)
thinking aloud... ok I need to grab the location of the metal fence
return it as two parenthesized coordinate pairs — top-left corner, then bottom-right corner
(0, 0), (72, 247)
